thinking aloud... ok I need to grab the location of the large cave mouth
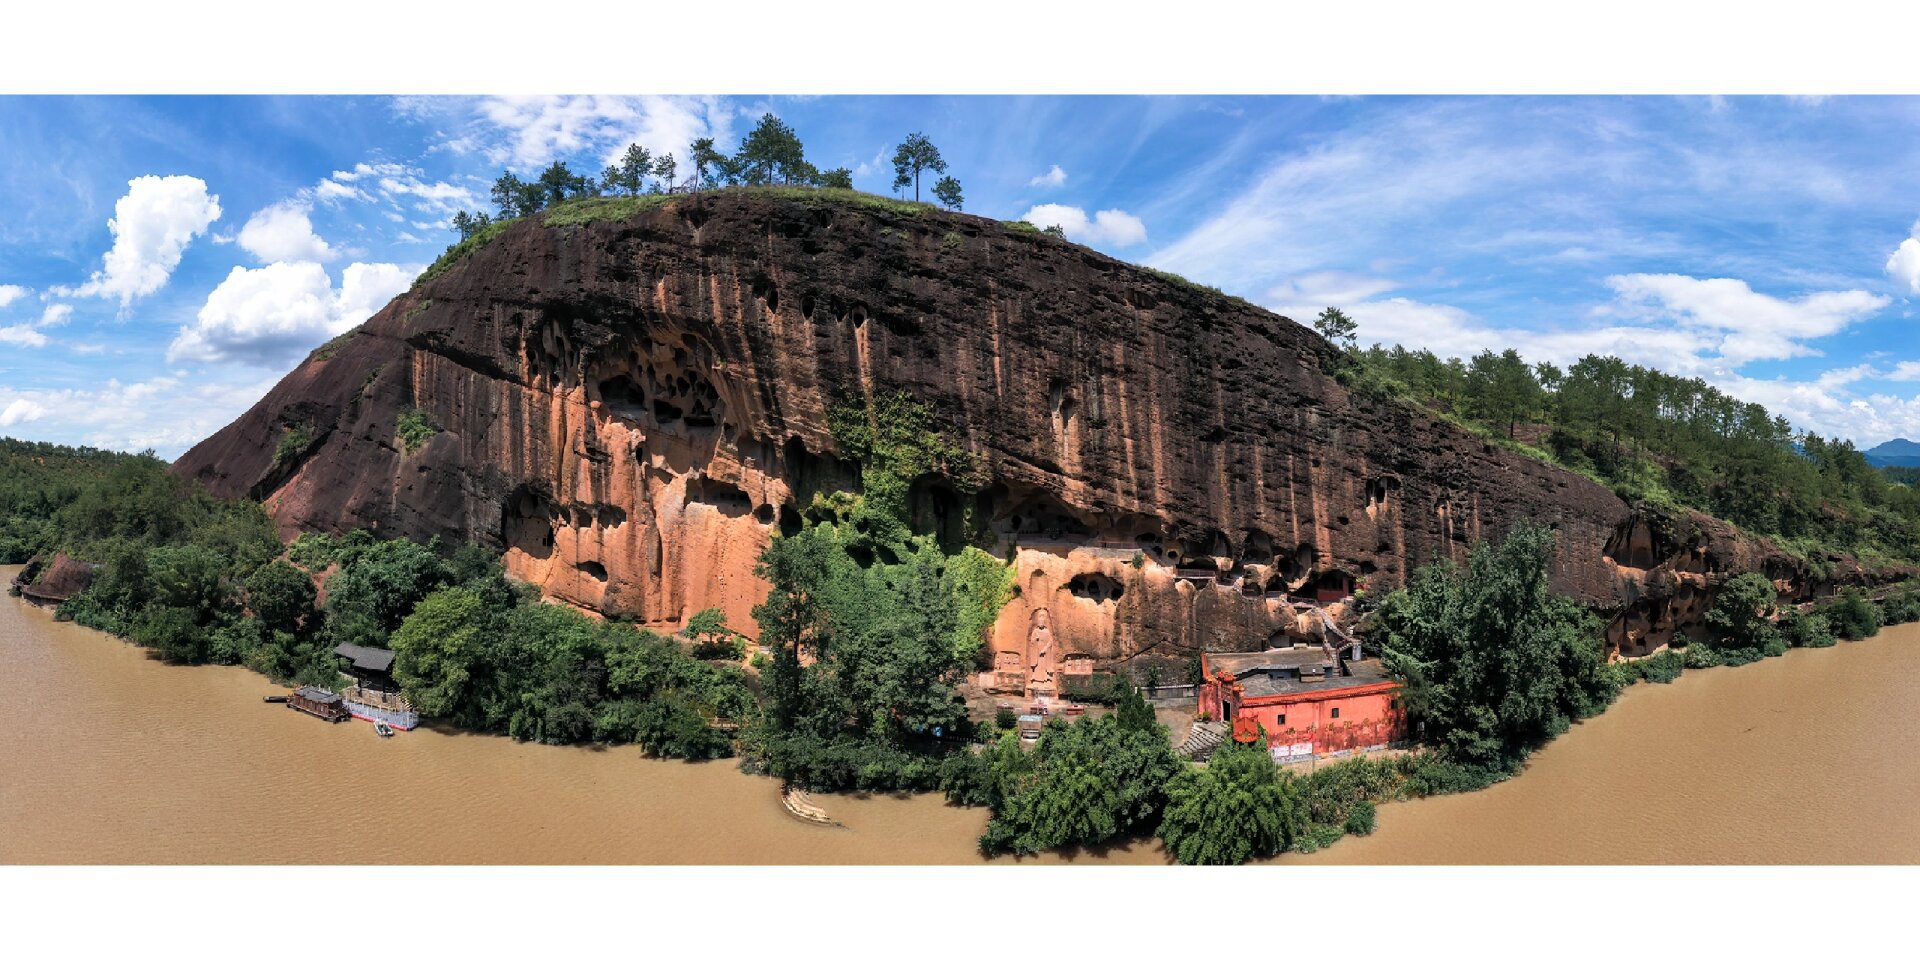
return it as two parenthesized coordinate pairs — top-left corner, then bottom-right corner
(502, 485), (556, 560)
(597, 375), (648, 420)
(685, 475), (754, 518)
(1065, 572), (1125, 603)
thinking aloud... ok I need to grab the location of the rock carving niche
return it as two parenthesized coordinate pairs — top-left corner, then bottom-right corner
(1027, 606), (1056, 696)
(1363, 476), (1401, 521)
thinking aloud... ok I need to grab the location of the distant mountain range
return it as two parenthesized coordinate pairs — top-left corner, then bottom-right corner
(1866, 438), (1920, 468)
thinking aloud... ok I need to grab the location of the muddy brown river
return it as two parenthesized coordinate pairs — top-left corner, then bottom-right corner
(5, 566), (1917, 864)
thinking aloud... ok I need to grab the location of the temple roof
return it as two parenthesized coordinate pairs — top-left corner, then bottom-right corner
(333, 642), (396, 673)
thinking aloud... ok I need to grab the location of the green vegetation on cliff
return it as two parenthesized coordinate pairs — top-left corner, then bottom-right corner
(1348, 346), (1920, 567)
(747, 390), (1012, 789)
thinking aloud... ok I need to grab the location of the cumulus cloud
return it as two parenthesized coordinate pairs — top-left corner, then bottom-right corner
(238, 201), (336, 263)
(1028, 164), (1068, 188)
(1021, 204), (1148, 247)
(60, 175), (221, 305)
(0, 284), (28, 309)
(459, 95), (736, 172)
(1887, 235), (1920, 294)
(0, 398), (48, 427)
(1600, 273), (1888, 366)
(166, 260), (419, 366)
(0, 325), (48, 348)
(38, 303), (72, 327)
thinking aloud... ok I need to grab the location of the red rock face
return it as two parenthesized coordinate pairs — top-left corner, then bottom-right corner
(171, 193), (1826, 672)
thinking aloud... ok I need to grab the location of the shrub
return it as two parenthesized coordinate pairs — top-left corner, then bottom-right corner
(1829, 588), (1883, 640)
(274, 426), (311, 465)
(1158, 741), (1308, 865)
(1784, 609), (1837, 648)
(396, 409), (439, 454)
(1881, 588), (1920, 626)
(1682, 644), (1723, 669)
(1344, 800), (1378, 836)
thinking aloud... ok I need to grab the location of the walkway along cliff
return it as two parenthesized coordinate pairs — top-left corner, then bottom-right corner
(172, 189), (1847, 684)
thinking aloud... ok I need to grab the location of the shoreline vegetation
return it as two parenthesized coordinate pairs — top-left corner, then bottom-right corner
(6, 428), (1917, 864)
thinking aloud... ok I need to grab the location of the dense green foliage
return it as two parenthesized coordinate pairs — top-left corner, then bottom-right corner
(1703, 572), (1784, 662)
(1376, 523), (1614, 772)
(750, 391), (1010, 788)
(395, 409), (439, 454)
(389, 585), (753, 755)
(1828, 588), (1884, 640)
(0, 439), (149, 563)
(1351, 346), (1920, 565)
(967, 707), (1183, 856)
(1157, 738), (1307, 864)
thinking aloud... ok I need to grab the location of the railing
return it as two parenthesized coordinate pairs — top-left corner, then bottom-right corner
(344, 685), (414, 712)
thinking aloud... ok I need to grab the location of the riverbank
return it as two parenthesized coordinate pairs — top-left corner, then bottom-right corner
(1286, 619), (1920, 864)
(0, 571), (1163, 864)
(10, 563), (1920, 864)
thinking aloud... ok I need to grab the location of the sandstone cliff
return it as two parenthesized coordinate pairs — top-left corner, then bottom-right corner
(172, 190), (1811, 683)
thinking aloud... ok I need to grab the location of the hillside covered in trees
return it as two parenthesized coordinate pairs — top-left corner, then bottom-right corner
(1336, 332), (1920, 568)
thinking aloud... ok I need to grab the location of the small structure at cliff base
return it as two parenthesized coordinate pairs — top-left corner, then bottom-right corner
(333, 642), (420, 731)
(1197, 638), (1406, 763)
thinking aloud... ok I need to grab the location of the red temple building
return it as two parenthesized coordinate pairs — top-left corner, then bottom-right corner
(1197, 643), (1406, 762)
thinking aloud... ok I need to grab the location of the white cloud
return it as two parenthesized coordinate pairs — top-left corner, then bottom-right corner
(37, 303), (72, 328)
(314, 178), (369, 204)
(334, 262), (418, 324)
(60, 175), (221, 305)
(0, 374), (283, 458)
(0, 398), (48, 427)
(1021, 204), (1148, 247)
(1886, 236), (1920, 294)
(463, 95), (735, 172)
(238, 201), (336, 263)
(1266, 271), (1400, 315)
(1028, 164), (1068, 188)
(0, 325), (48, 348)
(1887, 361), (1920, 382)
(0, 285), (28, 309)
(167, 260), (420, 366)
(1601, 273), (1888, 366)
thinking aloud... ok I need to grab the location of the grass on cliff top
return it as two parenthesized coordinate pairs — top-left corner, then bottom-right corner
(414, 216), (517, 288)
(540, 193), (679, 227)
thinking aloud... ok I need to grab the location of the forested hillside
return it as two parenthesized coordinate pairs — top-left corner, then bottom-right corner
(1346, 344), (1920, 566)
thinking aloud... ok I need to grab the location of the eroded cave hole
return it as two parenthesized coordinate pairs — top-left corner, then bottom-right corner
(577, 560), (609, 582)
(1065, 572), (1125, 603)
(685, 475), (754, 518)
(1281, 544), (1317, 585)
(1242, 529), (1275, 561)
(502, 485), (557, 561)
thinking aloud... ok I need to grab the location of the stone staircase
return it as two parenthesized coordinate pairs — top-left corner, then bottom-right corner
(1178, 720), (1229, 761)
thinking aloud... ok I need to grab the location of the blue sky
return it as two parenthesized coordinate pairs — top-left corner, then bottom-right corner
(2, 94), (1919, 458)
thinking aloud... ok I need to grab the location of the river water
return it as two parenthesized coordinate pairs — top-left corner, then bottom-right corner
(5, 565), (1917, 864)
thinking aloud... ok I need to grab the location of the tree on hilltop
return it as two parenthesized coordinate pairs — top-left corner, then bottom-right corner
(891, 132), (946, 202)
(736, 113), (808, 185)
(604, 143), (652, 196)
(933, 175), (964, 211)
(1313, 307), (1358, 351)
(653, 152), (678, 191)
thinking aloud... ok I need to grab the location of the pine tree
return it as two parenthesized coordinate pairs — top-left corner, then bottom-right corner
(891, 132), (946, 201)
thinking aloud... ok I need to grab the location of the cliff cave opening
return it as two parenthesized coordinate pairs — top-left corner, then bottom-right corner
(502, 486), (556, 561)
(685, 475), (754, 519)
(577, 560), (609, 582)
(1065, 572), (1124, 603)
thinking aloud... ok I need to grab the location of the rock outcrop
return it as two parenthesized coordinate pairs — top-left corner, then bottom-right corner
(172, 191), (1817, 681)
